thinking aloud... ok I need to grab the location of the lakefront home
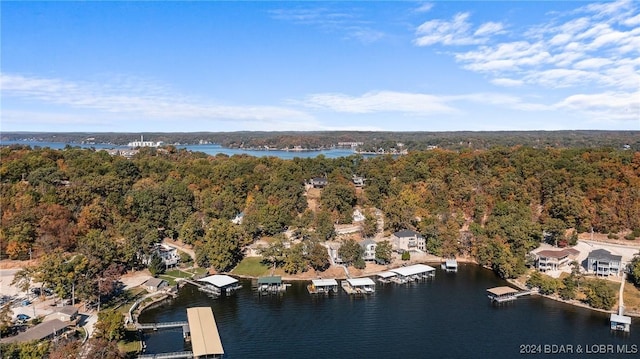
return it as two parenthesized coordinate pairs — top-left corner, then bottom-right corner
(310, 177), (328, 188)
(392, 230), (425, 252)
(360, 238), (377, 261)
(587, 249), (623, 277)
(534, 248), (579, 272)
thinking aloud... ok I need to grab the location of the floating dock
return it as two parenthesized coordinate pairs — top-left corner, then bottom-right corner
(376, 271), (398, 283)
(610, 313), (631, 332)
(389, 264), (436, 283)
(342, 278), (376, 295)
(308, 279), (339, 294)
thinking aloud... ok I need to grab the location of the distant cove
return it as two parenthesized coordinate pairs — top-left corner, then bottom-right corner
(0, 141), (366, 159)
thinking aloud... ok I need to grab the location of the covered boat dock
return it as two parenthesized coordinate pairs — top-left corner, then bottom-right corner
(487, 286), (530, 303)
(198, 275), (242, 296)
(389, 264), (436, 283)
(376, 271), (398, 283)
(187, 307), (224, 358)
(257, 276), (287, 294)
(308, 279), (339, 294)
(610, 313), (631, 332)
(342, 277), (376, 295)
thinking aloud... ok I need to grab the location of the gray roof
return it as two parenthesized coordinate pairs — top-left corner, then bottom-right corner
(1, 319), (69, 344)
(393, 229), (421, 238)
(144, 277), (168, 288)
(588, 249), (622, 262)
(54, 306), (78, 316)
(360, 238), (377, 247)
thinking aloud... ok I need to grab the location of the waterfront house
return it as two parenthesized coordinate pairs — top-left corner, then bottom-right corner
(143, 277), (168, 292)
(360, 238), (377, 261)
(144, 243), (180, 268)
(587, 249), (623, 276)
(310, 177), (328, 188)
(308, 279), (339, 294)
(257, 276), (286, 294)
(534, 248), (579, 272)
(392, 230), (426, 252)
(198, 275), (242, 296)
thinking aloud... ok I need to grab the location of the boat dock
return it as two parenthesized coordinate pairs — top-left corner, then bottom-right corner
(487, 286), (532, 303)
(441, 259), (458, 272)
(308, 279), (339, 294)
(183, 275), (242, 296)
(342, 278), (376, 295)
(611, 273), (631, 332)
(137, 307), (224, 359)
(389, 264), (436, 283)
(256, 276), (287, 295)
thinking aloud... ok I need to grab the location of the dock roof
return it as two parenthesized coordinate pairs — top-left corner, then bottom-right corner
(487, 286), (518, 296)
(390, 264), (436, 277)
(610, 313), (632, 324)
(347, 277), (376, 287)
(257, 276), (282, 285)
(187, 307), (224, 357)
(198, 274), (239, 288)
(312, 279), (338, 287)
(377, 271), (398, 278)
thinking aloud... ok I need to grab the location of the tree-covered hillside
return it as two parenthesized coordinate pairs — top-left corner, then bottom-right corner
(1, 145), (639, 281)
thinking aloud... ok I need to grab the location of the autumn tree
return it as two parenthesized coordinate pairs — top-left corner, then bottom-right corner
(375, 240), (392, 264)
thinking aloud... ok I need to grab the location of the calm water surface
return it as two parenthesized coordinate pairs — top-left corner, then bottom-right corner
(138, 265), (638, 359)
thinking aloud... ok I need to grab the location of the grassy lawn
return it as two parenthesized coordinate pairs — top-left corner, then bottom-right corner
(118, 329), (142, 355)
(231, 257), (269, 277)
(111, 287), (146, 316)
(623, 281), (640, 313)
(186, 267), (208, 276)
(158, 274), (177, 286)
(165, 269), (191, 278)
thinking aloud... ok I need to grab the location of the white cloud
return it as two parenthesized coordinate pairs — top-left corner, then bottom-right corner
(474, 22), (505, 37)
(303, 91), (457, 115)
(427, 0), (640, 96)
(555, 91), (640, 122)
(415, 3), (434, 13)
(415, 12), (486, 46)
(0, 73), (314, 125)
(491, 78), (524, 87)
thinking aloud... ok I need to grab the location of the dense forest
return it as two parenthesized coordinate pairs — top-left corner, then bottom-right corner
(3, 130), (639, 151)
(1, 144), (639, 303)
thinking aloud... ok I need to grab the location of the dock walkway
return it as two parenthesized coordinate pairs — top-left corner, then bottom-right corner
(138, 351), (193, 359)
(136, 321), (189, 330)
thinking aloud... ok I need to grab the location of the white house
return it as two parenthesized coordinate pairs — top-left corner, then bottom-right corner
(145, 243), (180, 268)
(392, 230), (425, 252)
(534, 248), (579, 272)
(360, 238), (377, 261)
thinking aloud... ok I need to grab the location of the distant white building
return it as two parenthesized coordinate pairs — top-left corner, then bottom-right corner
(128, 135), (163, 148)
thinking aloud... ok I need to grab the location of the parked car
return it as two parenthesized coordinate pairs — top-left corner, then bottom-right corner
(15, 314), (30, 322)
(21, 300), (31, 306)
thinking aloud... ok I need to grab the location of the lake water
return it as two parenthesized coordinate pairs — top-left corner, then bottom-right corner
(0, 141), (364, 159)
(138, 264), (638, 359)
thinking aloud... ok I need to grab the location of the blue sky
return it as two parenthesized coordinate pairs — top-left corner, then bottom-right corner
(1, 1), (639, 132)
